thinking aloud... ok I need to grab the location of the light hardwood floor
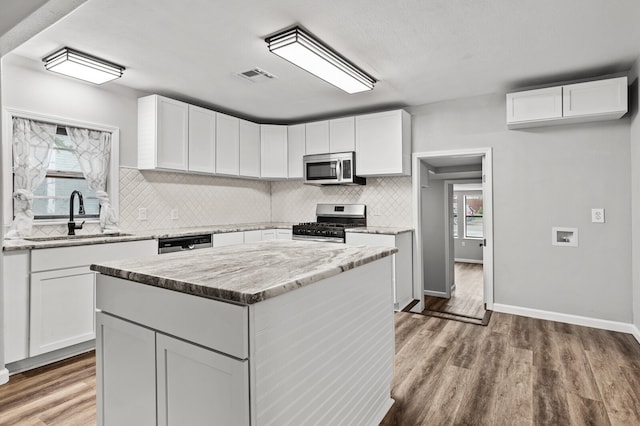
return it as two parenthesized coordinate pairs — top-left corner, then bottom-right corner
(2, 312), (640, 425)
(424, 262), (485, 319)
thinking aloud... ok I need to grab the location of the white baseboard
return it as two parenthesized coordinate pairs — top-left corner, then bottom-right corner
(493, 303), (636, 335)
(424, 290), (448, 298)
(632, 325), (640, 345)
(0, 368), (9, 385)
(454, 258), (483, 264)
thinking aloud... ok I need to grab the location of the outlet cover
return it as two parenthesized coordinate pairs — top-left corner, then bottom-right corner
(138, 207), (147, 221)
(552, 227), (578, 247)
(591, 208), (605, 223)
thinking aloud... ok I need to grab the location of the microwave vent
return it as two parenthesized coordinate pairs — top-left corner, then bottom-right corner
(236, 67), (277, 83)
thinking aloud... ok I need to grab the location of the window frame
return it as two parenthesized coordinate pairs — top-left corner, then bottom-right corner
(463, 194), (484, 240)
(2, 108), (120, 227)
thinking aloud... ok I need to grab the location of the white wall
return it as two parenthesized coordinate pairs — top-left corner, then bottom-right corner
(410, 92), (632, 323)
(630, 59), (640, 332)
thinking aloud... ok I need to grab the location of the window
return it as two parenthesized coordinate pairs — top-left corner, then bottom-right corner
(29, 127), (100, 219)
(452, 194), (458, 238)
(464, 195), (483, 239)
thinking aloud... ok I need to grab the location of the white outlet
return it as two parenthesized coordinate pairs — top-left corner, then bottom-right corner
(591, 208), (605, 223)
(138, 207), (147, 221)
(171, 209), (179, 220)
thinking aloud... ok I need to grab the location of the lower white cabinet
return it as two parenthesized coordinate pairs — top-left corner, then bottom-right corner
(157, 333), (249, 426)
(96, 312), (156, 426)
(261, 229), (276, 240)
(213, 232), (245, 247)
(3, 239), (157, 365)
(243, 230), (262, 243)
(346, 231), (413, 310)
(3, 251), (30, 363)
(30, 267), (96, 356)
(96, 312), (250, 426)
(276, 229), (292, 240)
(244, 228), (292, 243)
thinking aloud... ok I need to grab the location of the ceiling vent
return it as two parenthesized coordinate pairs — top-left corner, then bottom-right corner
(236, 67), (277, 83)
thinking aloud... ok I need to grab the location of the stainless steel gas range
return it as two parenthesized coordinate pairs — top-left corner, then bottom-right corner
(292, 204), (366, 243)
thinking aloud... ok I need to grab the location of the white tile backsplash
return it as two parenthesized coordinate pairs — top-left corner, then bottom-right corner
(270, 177), (413, 227)
(118, 167), (271, 231)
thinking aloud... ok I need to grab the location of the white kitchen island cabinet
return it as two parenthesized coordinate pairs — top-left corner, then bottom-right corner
(93, 240), (396, 426)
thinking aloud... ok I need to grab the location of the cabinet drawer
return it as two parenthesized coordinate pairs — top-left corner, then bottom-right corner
(31, 239), (157, 272)
(97, 275), (249, 359)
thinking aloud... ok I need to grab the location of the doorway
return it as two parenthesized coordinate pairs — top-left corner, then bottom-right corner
(410, 148), (494, 320)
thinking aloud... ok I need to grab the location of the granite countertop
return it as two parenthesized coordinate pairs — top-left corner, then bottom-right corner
(346, 226), (414, 235)
(91, 240), (397, 305)
(2, 222), (295, 251)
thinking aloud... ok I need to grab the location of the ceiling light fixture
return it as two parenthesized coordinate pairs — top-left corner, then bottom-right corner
(265, 26), (375, 94)
(42, 47), (125, 84)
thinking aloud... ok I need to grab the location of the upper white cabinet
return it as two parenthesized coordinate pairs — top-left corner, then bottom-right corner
(138, 95), (189, 171)
(216, 113), (240, 176)
(355, 110), (411, 176)
(305, 121), (330, 155)
(239, 119), (260, 178)
(507, 76), (628, 129)
(562, 77), (627, 119)
(329, 117), (355, 152)
(506, 86), (562, 126)
(188, 105), (216, 174)
(287, 124), (305, 179)
(260, 125), (288, 179)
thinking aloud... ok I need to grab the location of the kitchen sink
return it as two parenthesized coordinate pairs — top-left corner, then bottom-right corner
(24, 232), (133, 242)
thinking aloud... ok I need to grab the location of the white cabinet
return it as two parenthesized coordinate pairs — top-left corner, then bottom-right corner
(138, 95), (189, 171)
(346, 231), (413, 311)
(30, 267), (96, 356)
(276, 229), (292, 240)
(261, 229), (276, 240)
(188, 105), (216, 174)
(305, 120), (330, 155)
(243, 230), (263, 243)
(23, 240), (157, 360)
(355, 110), (411, 176)
(562, 77), (627, 119)
(287, 124), (305, 179)
(216, 113), (240, 176)
(3, 251), (30, 363)
(213, 232), (245, 247)
(157, 333), (250, 426)
(506, 86), (562, 127)
(96, 312), (156, 426)
(506, 76), (628, 129)
(329, 116), (355, 152)
(239, 119), (261, 178)
(260, 124), (288, 179)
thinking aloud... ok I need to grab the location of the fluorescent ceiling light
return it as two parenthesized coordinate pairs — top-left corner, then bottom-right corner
(43, 47), (124, 84)
(266, 26), (375, 94)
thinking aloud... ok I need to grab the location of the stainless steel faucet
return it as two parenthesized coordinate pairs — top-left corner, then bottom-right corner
(68, 190), (86, 235)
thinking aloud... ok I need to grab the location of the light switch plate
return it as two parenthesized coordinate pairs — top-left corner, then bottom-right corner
(591, 208), (605, 223)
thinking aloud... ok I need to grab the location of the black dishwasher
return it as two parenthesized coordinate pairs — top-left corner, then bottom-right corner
(157, 234), (212, 254)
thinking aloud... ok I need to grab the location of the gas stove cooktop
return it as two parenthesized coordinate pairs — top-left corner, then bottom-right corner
(292, 204), (366, 243)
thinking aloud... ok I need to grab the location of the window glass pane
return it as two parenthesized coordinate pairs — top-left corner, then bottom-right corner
(33, 177), (99, 218)
(464, 194), (483, 238)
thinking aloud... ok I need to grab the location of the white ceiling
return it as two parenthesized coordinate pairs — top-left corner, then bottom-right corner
(8, 0), (640, 123)
(0, 0), (49, 37)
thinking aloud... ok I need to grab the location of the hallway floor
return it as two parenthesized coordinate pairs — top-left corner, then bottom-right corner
(423, 262), (484, 319)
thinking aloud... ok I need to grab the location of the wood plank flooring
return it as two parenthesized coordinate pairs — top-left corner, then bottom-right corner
(382, 312), (640, 425)
(424, 262), (485, 319)
(2, 313), (640, 425)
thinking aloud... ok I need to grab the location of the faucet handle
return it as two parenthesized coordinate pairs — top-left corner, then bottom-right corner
(77, 221), (85, 230)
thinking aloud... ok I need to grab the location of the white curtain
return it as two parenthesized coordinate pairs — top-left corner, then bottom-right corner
(5, 118), (57, 239)
(65, 126), (119, 233)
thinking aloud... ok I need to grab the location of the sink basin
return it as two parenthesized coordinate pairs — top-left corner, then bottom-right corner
(24, 232), (133, 242)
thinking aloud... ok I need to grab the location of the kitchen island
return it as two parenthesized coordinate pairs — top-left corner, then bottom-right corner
(91, 240), (397, 426)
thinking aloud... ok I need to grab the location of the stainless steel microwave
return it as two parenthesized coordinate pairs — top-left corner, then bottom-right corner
(303, 152), (366, 186)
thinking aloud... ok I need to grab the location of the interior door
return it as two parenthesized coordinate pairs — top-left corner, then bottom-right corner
(481, 155), (491, 308)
